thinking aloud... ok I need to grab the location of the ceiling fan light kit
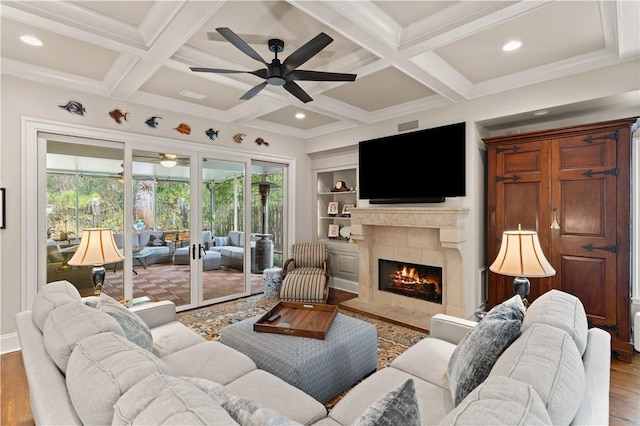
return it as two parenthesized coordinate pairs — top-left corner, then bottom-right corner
(190, 27), (357, 103)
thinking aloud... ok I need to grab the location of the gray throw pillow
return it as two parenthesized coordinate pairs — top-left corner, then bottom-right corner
(447, 295), (525, 406)
(214, 236), (230, 247)
(97, 293), (153, 352)
(354, 378), (420, 426)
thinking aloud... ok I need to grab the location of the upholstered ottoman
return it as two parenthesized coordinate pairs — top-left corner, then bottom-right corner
(219, 313), (377, 403)
(279, 273), (327, 303)
(173, 247), (222, 271)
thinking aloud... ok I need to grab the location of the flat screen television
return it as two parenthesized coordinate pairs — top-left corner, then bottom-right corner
(358, 122), (466, 204)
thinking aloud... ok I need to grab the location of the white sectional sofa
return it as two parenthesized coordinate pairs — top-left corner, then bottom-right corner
(15, 281), (611, 425)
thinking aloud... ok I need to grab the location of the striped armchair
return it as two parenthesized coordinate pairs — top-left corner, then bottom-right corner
(279, 242), (330, 303)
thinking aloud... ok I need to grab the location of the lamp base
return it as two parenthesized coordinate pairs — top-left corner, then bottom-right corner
(513, 276), (530, 307)
(91, 265), (106, 295)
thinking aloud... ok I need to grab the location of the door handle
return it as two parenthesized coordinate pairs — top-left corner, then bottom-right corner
(191, 244), (196, 260)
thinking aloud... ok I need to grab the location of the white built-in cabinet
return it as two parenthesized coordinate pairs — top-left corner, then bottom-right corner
(313, 166), (359, 290)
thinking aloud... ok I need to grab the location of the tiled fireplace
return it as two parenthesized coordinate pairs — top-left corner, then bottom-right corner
(342, 206), (470, 330)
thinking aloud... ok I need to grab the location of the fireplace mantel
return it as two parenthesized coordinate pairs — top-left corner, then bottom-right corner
(343, 206), (471, 330)
(350, 207), (468, 248)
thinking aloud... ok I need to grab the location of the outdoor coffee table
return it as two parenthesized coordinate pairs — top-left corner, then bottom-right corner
(220, 303), (378, 403)
(132, 248), (154, 274)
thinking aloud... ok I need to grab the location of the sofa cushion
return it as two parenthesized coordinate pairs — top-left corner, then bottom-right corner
(161, 341), (257, 385)
(447, 295), (525, 406)
(229, 231), (243, 247)
(43, 302), (124, 373)
(185, 376), (302, 425)
(97, 293), (153, 352)
(391, 336), (457, 389)
(523, 289), (588, 356)
(112, 373), (238, 425)
(66, 332), (173, 425)
(489, 323), (585, 425)
(354, 378), (420, 426)
(151, 321), (206, 357)
(32, 280), (82, 332)
(438, 376), (552, 425)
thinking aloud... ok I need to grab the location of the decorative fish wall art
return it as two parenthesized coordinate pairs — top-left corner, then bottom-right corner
(233, 133), (245, 143)
(205, 128), (219, 140)
(175, 123), (191, 134)
(109, 109), (129, 124)
(145, 116), (162, 128)
(58, 100), (86, 116)
(255, 137), (269, 147)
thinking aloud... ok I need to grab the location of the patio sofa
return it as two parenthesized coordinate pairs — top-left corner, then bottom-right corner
(15, 280), (610, 425)
(209, 230), (273, 271)
(113, 231), (175, 265)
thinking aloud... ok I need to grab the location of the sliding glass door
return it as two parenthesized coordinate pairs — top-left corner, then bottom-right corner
(38, 127), (289, 312)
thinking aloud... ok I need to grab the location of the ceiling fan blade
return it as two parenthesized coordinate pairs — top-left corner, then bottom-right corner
(283, 81), (313, 103)
(190, 67), (268, 80)
(190, 67), (249, 74)
(282, 33), (333, 72)
(287, 70), (357, 82)
(240, 82), (268, 100)
(216, 27), (267, 65)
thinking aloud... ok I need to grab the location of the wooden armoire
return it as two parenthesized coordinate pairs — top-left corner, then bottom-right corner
(484, 117), (639, 362)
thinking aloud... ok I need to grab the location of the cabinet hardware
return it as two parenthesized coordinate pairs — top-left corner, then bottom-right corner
(495, 175), (521, 182)
(581, 243), (617, 253)
(496, 145), (521, 154)
(583, 132), (617, 143)
(582, 168), (617, 177)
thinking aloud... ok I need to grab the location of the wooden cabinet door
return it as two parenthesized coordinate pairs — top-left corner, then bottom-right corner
(487, 140), (551, 307)
(549, 133), (618, 328)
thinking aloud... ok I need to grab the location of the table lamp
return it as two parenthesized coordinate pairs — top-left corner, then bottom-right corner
(489, 225), (556, 305)
(67, 228), (124, 295)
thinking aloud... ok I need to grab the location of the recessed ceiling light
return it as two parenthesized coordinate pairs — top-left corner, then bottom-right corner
(20, 35), (43, 46)
(533, 110), (549, 116)
(502, 40), (522, 52)
(179, 90), (206, 100)
(295, 112), (306, 119)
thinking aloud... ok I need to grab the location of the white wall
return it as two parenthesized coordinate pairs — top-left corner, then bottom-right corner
(0, 75), (313, 349)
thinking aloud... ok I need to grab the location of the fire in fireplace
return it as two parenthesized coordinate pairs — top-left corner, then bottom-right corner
(378, 259), (442, 304)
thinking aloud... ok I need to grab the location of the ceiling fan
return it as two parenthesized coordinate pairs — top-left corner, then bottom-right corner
(133, 153), (188, 168)
(190, 27), (357, 103)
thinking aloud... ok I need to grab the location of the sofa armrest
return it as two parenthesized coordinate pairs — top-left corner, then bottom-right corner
(283, 258), (296, 277)
(429, 314), (477, 345)
(570, 327), (611, 426)
(130, 301), (177, 328)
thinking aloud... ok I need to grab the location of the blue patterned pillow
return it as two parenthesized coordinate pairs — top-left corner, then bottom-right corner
(354, 378), (420, 426)
(98, 293), (153, 352)
(447, 295), (525, 406)
(214, 236), (230, 246)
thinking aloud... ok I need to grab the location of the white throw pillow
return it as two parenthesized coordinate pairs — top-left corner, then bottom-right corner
(66, 332), (173, 425)
(43, 302), (124, 373)
(113, 373), (238, 425)
(31, 280), (81, 332)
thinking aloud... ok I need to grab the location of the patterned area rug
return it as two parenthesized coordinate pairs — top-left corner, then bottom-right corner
(177, 294), (429, 408)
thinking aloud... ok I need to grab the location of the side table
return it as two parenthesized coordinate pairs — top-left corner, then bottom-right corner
(263, 267), (283, 297)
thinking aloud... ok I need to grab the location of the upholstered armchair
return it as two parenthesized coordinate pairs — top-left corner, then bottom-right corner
(279, 242), (330, 303)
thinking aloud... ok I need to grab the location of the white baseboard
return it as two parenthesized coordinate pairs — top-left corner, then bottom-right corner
(329, 277), (358, 294)
(1, 332), (21, 355)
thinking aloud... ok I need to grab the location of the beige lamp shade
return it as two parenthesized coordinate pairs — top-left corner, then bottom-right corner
(489, 228), (556, 278)
(67, 228), (124, 266)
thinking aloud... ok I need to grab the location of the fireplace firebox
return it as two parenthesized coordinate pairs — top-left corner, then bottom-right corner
(378, 259), (442, 304)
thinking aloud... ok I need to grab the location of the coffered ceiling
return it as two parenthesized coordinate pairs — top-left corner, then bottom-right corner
(2, 1), (638, 138)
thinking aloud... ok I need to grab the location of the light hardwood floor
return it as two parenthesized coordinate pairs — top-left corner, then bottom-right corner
(2, 289), (639, 425)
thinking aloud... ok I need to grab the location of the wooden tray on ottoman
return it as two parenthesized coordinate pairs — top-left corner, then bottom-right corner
(253, 301), (338, 339)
